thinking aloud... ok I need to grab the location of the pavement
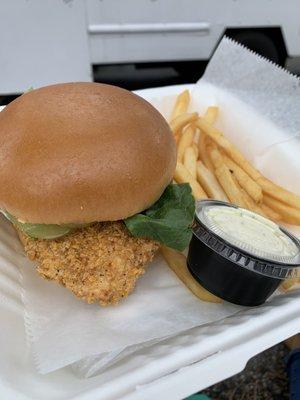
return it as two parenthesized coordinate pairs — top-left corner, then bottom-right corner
(202, 343), (289, 400)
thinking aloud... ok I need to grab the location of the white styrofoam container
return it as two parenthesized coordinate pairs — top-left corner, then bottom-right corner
(0, 85), (299, 400)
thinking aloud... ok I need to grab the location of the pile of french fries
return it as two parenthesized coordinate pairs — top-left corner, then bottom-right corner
(172, 90), (300, 222)
(162, 89), (300, 302)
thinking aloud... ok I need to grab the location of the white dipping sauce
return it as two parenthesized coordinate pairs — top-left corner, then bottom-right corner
(203, 206), (298, 259)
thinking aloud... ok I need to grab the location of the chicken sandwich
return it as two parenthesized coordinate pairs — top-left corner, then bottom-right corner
(0, 82), (194, 305)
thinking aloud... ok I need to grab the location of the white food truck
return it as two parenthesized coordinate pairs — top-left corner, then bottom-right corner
(0, 0), (299, 94)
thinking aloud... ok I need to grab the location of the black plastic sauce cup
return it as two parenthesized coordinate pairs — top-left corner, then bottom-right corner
(187, 200), (300, 306)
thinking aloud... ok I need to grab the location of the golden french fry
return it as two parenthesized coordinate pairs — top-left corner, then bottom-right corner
(240, 188), (257, 209)
(223, 154), (263, 203)
(258, 177), (300, 210)
(196, 161), (228, 202)
(280, 278), (300, 292)
(174, 163), (207, 200)
(177, 124), (195, 162)
(192, 142), (199, 159)
(174, 133), (180, 145)
(171, 90), (190, 120)
(230, 174), (253, 208)
(215, 163), (247, 208)
(198, 134), (214, 172)
(196, 119), (261, 181)
(161, 246), (222, 303)
(260, 203), (281, 222)
(204, 106), (219, 125)
(208, 145), (223, 170)
(193, 129), (200, 145)
(230, 173), (263, 217)
(183, 146), (197, 179)
(198, 107), (218, 172)
(239, 187), (269, 217)
(263, 195), (300, 224)
(170, 112), (198, 137)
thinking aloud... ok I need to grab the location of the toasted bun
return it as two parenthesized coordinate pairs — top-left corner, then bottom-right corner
(0, 82), (176, 224)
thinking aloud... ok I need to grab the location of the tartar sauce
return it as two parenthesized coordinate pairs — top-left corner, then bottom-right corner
(202, 205), (298, 259)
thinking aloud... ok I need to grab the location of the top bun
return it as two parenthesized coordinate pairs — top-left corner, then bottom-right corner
(0, 82), (176, 224)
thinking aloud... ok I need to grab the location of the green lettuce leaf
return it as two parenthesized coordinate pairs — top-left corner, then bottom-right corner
(3, 184), (195, 246)
(125, 183), (195, 251)
(25, 86), (34, 93)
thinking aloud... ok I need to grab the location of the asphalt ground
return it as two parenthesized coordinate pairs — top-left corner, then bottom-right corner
(202, 343), (290, 400)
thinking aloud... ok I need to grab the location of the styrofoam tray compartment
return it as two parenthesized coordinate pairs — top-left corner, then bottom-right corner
(0, 84), (299, 400)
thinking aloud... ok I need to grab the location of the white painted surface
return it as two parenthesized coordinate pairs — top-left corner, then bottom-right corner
(1, 0), (300, 92)
(0, 0), (91, 94)
(87, 0), (300, 63)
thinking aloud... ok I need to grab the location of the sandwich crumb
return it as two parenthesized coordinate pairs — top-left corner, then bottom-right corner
(19, 222), (159, 305)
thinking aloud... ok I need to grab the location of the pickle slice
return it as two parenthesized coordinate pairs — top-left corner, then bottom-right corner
(3, 212), (89, 239)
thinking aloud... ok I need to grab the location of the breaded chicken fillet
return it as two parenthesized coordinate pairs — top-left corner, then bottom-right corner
(20, 222), (159, 305)
(19, 222), (158, 306)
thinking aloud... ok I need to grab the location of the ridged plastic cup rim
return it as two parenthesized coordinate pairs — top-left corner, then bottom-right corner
(195, 200), (300, 270)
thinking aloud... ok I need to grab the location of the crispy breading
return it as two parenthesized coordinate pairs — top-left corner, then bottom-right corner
(20, 222), (159, 305)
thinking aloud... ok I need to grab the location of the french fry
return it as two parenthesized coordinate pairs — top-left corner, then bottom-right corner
(196, 119), (261, 181)
(170, 112), (198, 137)
(177, 124), (195, 162)
(229, 174), (253, 209)
(203, 106), (219, 125)
(239, 187), (269, 218)
(161, 246), (222, 303)
(174, 163), (207, 200)
(192, 142), (199, 159)
(260, 203), (281, 222)
(223, 154), (263, 203)
(193, 129), (200, 145)
(196, 161), (228, 202)
(170, 90), (190, 120)
(258, 177), (300, 210)
(239, 181), (281, 222)
(183, 146), (197, 179)
(240, 188), (258, 210)
(174, 133), (180, 144)
(198, 107), (218, 172)
(215, 163), (247, 208)
(208, 145), (223, 170)
(263, 195), (300, 224)
(198, 133), (215, 172)
(280, 278), (300, 292)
